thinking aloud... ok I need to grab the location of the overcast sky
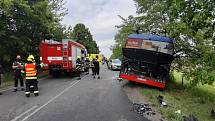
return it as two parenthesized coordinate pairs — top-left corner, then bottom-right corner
(61, 0), (136, 58)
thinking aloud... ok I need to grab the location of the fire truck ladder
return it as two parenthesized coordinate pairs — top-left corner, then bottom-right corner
(62, 42), (69, 68)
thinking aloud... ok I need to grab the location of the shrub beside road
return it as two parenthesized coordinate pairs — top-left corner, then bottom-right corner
(0, 71), (49, 90)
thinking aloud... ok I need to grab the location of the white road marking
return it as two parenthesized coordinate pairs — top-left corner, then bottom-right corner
(11, 105), (38, 121)
(21, 80), (81, 121)
(70, 81), (77, 84)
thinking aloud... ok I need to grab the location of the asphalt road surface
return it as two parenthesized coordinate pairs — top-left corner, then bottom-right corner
(0, 66), (149, 121)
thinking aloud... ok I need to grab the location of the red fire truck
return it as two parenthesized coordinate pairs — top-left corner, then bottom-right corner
(39, 39), (86, 76)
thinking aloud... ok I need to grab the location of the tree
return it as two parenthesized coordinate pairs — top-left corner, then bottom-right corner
(48, 0), (68, 21)
(72, 23), (100, 54)
(0, 0), (67, 69)
(112, 0), (215, 86)
(111, 15), (137, 59)
(164, 0), (215, 86)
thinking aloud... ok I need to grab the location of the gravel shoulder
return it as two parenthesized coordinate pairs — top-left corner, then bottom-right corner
(121, 81), (167, 121)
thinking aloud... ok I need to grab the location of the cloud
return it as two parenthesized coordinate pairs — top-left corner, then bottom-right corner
(97, 39), (115, 48)
(62, 0), (136, 58)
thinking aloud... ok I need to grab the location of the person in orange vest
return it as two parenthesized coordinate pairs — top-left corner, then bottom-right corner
(24, 55), (43, 97)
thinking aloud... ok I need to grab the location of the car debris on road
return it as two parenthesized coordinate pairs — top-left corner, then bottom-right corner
(183, 114), (198, 121)
(157, 95), (168, 107)
(131, 103), (156, 116)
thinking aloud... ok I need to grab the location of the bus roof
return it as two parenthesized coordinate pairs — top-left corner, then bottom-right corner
(128, 34), (173, 43)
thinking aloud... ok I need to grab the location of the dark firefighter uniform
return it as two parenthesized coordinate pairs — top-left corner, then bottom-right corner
(24, 55), (42, 97)
(90, 58), (95, 76)
(76, 56), (82, 80)
(85, 57), (90, 74)
(12, 55), (24, 92)
(105, 57), (109, 69)
(93, 56), (100, 79)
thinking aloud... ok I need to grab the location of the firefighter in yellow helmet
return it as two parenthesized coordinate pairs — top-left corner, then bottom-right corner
(24, 55), (43, 97)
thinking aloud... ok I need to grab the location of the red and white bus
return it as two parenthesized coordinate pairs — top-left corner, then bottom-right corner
(119, 33), (174, 89)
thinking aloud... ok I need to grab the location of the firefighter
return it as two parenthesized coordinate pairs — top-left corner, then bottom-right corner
(93, 55), (100, 79)
(85, 57), (90, 74)
(90, 58), (95, 76)
(76, 56), (82, 80)
(24, 55), (42, 97)
(76, 56), (82, 66)
(12, 55), (24, 92)
(105, 57), (109, 69)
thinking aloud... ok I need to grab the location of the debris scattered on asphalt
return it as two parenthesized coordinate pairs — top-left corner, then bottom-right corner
(132, 103), (156, 116)
(183, 115), (198, 121)
(211, 109), (215, 119)
(157, 95), (167, 107)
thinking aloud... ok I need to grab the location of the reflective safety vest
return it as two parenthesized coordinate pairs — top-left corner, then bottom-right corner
(25, 63), (37, 79)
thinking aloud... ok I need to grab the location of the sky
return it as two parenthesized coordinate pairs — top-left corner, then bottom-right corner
(62, 0), (136, 58)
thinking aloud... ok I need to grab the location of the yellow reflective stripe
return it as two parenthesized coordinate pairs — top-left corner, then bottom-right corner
(26, 72), (35, 74)
(26, 73), (36, 76)
(26, 71), (37, 74)
(26, 68), (35, 71)
(26, 77), (37, 79)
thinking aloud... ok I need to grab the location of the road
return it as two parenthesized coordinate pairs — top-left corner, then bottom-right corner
(0, 66), (149, 121)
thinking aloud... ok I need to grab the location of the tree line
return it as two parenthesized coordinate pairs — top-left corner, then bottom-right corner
(112, 0), (215, 86)
(0, 0), (99, 71)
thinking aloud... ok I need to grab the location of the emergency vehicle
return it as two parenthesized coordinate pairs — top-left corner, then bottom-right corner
(39, 39), (86, 75)
(119, 33), (174, 89)
(87, 54), (102, 64)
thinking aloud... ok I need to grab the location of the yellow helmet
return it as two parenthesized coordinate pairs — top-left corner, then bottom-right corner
(77, 56), (81, 59)
(27, 55), (34, 62)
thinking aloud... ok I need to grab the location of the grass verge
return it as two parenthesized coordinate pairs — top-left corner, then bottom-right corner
(138, 71), (215, 121)
(0, 71), (49, 90)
